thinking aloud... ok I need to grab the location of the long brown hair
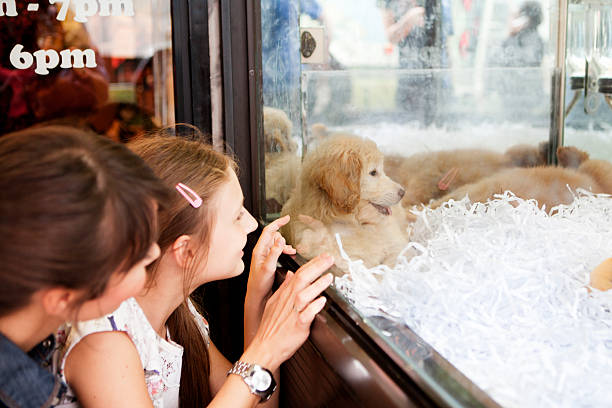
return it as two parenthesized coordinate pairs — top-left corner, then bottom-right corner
(0, 126), (170, 316)
(128, 130), (235, 408)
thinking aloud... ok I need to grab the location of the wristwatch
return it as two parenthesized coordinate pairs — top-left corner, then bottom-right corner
(227, 361), (277, 402)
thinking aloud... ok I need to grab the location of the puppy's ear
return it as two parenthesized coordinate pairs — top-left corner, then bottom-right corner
(557, 146), (589, 168)
(314, 150), (362, 213)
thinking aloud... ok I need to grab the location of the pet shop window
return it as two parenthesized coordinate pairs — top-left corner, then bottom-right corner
(261, 0), (612, 407)
(0, 0), (175, 140)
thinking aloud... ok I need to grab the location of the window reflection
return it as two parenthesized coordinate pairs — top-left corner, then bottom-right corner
(0, 0), (173, 141)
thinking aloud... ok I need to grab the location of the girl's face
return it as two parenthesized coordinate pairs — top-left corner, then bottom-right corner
(77, 243), (160, 320)
(201, 169), (258, 283)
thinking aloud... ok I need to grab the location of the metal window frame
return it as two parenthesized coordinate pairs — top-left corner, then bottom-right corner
(171, 0), (213, 139)
(219, 0), (264, 218)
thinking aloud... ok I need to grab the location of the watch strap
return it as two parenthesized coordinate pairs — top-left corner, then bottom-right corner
(227, 360), (252, 378)
(227, 361), (277, 402)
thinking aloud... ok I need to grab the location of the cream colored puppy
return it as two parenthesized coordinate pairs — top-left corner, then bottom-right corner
(281, 134), (410, 274)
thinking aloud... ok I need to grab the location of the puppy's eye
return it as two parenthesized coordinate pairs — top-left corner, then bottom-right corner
(369, 170), (378, 176)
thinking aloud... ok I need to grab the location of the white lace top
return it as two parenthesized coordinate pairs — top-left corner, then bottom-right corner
(59, 298), (209, 408)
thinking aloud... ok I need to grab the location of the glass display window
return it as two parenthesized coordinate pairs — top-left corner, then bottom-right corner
(261, 1), (612, 406)
(0, 0), (174, 141)
(565, 1), (612, 159)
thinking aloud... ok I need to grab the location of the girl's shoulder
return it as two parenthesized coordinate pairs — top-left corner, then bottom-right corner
(58, 298), (185, 407)
(60, 298), (157, 374)
(71, 298), (150, 341)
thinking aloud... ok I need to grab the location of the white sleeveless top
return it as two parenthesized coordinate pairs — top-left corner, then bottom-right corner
(59, 298), (209, 408)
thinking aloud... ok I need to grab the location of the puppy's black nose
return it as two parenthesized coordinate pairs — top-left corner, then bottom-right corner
(398, 188), (406, 198)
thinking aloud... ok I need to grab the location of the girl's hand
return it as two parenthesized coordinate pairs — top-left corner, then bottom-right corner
(242, 253), (335, 371)
(247, 215), (296, 304)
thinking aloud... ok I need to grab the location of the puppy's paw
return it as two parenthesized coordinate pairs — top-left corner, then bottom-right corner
(295, 215), (334, 257)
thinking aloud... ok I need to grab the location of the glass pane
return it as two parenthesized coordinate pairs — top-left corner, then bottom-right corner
(564, 1), (612, 160)
(261, 0), (304, 215)
(261, 1), (612, 407)
(0, 0), (174, 140)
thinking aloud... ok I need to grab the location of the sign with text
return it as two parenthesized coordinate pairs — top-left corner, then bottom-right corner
(1, 0), (135, 74)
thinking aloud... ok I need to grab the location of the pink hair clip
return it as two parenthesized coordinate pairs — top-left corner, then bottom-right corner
(175, 182), (202, 208)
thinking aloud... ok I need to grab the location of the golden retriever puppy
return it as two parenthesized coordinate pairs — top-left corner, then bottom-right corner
(431, 147), (612, 211)
(263, 107), (300, 212)
(281, 134), (410, 273)
(384, 143), (547, 208)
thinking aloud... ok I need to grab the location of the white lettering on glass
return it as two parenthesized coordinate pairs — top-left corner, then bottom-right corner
(59, 48), (97, 68)
(0, 0), (17, 17)
(32, 49), (60, 75)
(98, 0), (134, 17)
(73, 0), (98, 22)
(10, 44), (97, 75)
(9, 44), (34, 69)
(48, 0), (70, 21)
(49, 0), (135, 22)
(5, 0), (127, 75)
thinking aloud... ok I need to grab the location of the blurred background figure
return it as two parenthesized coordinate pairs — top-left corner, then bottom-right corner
(486, 1), (545, 123)
(490, 1), (544, 68)
(378, 0), (453, 127)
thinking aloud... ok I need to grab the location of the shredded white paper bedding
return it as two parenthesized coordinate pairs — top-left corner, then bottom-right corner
(335, 192), (612, 408)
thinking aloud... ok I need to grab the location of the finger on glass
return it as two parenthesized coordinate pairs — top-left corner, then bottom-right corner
(254, 215), (291, 255)
(298, 296), (327, 324)
(294, 273), (333, 311)
(291, 254), (334, 290)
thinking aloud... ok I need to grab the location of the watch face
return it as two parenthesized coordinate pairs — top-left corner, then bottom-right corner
(250, 369), (272, 392)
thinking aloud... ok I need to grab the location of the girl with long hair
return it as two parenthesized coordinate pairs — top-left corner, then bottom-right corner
(61, 132), (334, 407)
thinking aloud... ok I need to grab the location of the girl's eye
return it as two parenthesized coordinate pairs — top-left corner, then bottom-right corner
(369, 170), (378, 176)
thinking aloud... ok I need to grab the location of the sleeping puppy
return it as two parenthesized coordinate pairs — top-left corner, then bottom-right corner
(263, 107), (300, 212)
(384, 142), (548, 208)
(281, 134), (410, 274)
(431, 147), (612, 211)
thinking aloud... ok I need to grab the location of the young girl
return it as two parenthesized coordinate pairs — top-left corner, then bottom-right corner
(61, 134), (334, 407)
(0, 126), (169, 408)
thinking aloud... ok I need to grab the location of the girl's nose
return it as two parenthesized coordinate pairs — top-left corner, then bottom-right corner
(244, 209), (258, 233)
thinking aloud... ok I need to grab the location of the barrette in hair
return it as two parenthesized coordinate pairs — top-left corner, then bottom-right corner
(175, 182), (202, 208)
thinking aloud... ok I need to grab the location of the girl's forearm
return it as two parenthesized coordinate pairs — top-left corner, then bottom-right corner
(243, 292), (266, 348)
(207, 375), (260, 408)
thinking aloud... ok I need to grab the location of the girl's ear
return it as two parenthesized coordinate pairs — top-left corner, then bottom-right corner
(171, 235), (193, 268)
(40, 287), (80, 319)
